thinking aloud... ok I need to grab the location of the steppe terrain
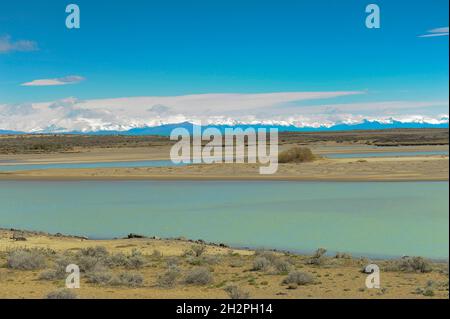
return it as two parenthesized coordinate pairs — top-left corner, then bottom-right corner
(0, 229), (448, 299)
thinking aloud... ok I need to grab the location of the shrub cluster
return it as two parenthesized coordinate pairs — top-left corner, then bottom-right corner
(385, 257), (433, 273)
(38, 246), (147, 287)
(46, 289), (78, 299)
(278, 147), (317, 163)
(308, 248), (328, 266)
(157, 267), (181, 288)
(282, 271), (314, 286)
(224, 285), (250, 299)
(184, 267), (213, 285)
(7, 249), (47, 270)
(252, 251), (293, 274)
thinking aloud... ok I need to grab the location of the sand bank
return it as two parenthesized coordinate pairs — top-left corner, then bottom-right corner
(0, 155), (448, 181)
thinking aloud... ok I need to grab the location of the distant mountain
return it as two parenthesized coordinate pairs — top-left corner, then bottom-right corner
(0, 120), (448, 136)
(90, 120), (449, 136)
(0, 130), (24, 135)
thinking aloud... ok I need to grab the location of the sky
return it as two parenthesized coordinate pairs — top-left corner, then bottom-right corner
(0, 0), (448, 132)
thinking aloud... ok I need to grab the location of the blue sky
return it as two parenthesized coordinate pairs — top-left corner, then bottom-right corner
(0, 0), (448, 132)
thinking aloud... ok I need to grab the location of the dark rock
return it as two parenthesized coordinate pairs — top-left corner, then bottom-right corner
(127, 233), (146, 239)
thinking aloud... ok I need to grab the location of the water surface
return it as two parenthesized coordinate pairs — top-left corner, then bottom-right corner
(0, 160), (181, 172)
(325, 150), (448, 159)
(0, 181), (447, 259)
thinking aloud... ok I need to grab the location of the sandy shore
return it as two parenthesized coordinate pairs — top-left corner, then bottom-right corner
(1, 155), (448, 181)
(1, 142), (448, 181)
(0, 228), (448, 299)
(0, 146), (172, 164)
(0, 144), (448, 164)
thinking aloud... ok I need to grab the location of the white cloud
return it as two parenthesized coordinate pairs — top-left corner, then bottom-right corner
(77, 91), (363, 114)
(0, 92), (448, 133)
(0, 35), (38, 53)
(419, 26), (449, 38)
(21, 75), (85, 87)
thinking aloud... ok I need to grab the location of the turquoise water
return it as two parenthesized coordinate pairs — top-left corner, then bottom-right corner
(325, 150), (449, 159)
(0, 181), (447, 259)
(0, 160), (182, 172)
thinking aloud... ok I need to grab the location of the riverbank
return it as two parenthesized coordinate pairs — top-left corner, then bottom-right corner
(0, 228), (448, 299)
(1, 155), (447, 181)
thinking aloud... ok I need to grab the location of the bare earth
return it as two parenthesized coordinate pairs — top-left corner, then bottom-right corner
(0, 229), (448, 299)
(0, 144), (448, 181)
(0, 154), (448, 181)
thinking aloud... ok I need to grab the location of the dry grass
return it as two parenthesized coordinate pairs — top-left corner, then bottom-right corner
(0, 229), (448, 299)
(278, 147), (318, 163)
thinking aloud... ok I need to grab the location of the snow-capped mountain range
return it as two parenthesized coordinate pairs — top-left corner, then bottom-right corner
(0, 93), (448, 134)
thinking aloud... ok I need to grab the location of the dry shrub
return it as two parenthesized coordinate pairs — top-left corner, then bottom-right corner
(273, 259), (293, 274)
(183, 245), (206, 258)
(157, 267), (181, 288)
(85, 265), (113, 285)
(110, 272), (144, 287)
(282, 271), (314, 286)
(252, 257), (271, 271)
(308, 248), (328, 266)
(278, 147), (317, 163)
(46, 289), (77, 299)
(184, 267), (213, 285)
(335, 252), (352, 259)
(385, 257), (433, 273)
(224, 285), (250, 299)
(7, 249), (46, 270)
(80, 246), (109, 258)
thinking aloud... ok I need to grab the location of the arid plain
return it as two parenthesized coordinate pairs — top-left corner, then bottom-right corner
(0, 129), (448, 299)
